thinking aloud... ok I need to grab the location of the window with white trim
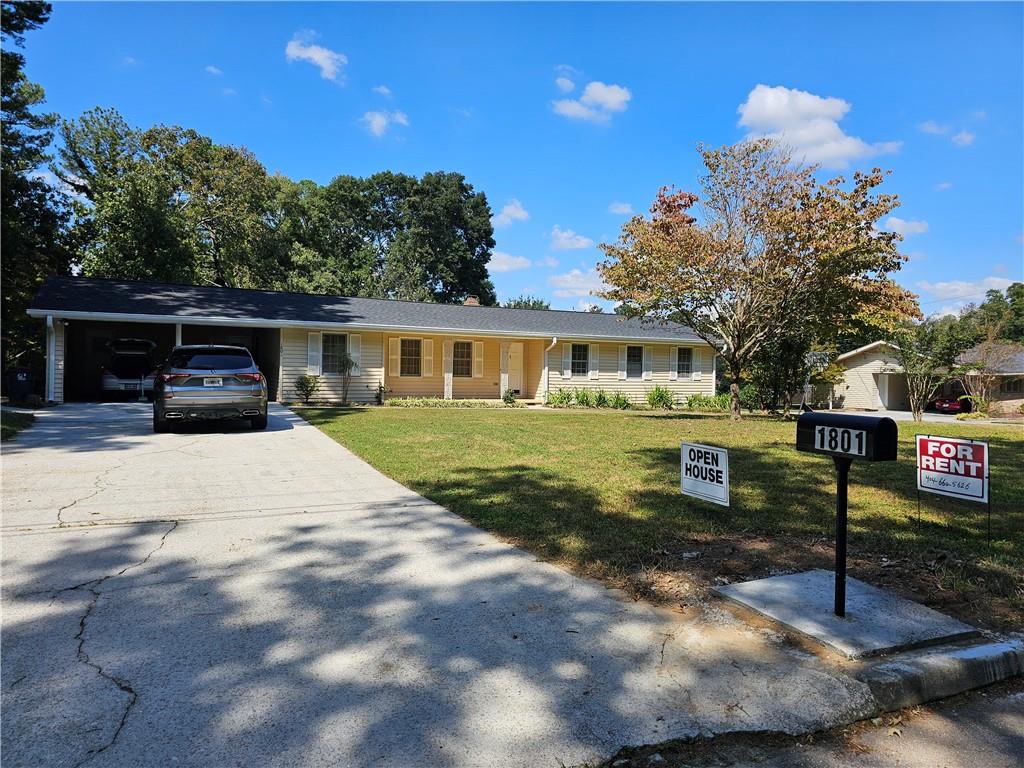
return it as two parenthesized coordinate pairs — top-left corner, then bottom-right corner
(400, 338), (422, 377)
(571, 344), (589, 376)
(626, 345), (643, 379)
(453, 341), (472, 378)
(322, 333), (348, 375)
(677, 347), (693, 377)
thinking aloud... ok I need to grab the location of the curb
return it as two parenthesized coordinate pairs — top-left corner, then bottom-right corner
(857, 639), (1024, 712)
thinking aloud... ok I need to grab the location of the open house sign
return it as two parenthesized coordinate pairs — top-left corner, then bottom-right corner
(680, 442), (729, 507)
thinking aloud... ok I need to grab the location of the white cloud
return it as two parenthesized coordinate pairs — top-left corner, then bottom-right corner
(553, 80), (632, 124)
(360, 110), (409, 137)
(489, 251), (532, 273)
(971, 110), (987, 121)
(205, 65), (223, 76)
(541, 256), (559, 268)
(885, 217), (929, 236)
(491, 199), (529, 228)
(285, 31), (347, 82)
(222, 87), (237, 97)
(122, 56), (137, 66)
(608, 201), (633, 215)
(952, 130), (975, 147)
(576, 300), (602, 312)
(917, 276), (1013, 301)
(935, 181), (953, 191)
(918, 120), (948, 135)
(372, 85), (392, 97)
(737, 84), (901, 169)
(555, 76), (575, 93)
(549, 268), (607, 298)
(550, 225), (594, 250)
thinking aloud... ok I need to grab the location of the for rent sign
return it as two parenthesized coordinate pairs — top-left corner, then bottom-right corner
(681, 443), (729, 507)
(916, 435), (989, 503)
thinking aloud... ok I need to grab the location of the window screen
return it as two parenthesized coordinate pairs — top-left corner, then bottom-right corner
(400, 339), (422, 377)
(322, 334), (348, 375)
(626, 346), (643, 379)
(677, 348), (692, 376)
(571, 344), (589, 376)
(453, 341), (472, 377)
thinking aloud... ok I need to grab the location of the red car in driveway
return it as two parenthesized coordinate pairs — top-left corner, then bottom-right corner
(931, 395), (971, 414)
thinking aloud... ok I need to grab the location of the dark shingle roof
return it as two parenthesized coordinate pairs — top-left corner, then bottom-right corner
(29, 276), (703, 342)
(957, 342), (1024, 374)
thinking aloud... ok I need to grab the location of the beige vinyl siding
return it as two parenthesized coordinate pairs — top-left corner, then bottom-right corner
(545, 341), (715, 403)
(837, 346), (904, 410)
(279, 328), (384, 403)
(53, 319), (65, 402)
(384, 333), (444, 398)
(451, 337), (500, 399)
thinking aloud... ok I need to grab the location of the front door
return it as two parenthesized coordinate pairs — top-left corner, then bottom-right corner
(508, 342), (523, 394)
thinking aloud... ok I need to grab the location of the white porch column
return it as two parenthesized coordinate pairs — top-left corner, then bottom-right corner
(443, 339), (454, 400)
(45, 315), (55, 402)
(499, 342), (510, 395)
(175, 323), (182, 345)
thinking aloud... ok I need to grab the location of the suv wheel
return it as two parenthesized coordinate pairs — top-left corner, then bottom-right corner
(153, 412), (170, 433)
(251, 412), (268, 430)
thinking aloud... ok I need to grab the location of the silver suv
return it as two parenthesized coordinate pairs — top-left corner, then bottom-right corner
(153, 345), (268, 432)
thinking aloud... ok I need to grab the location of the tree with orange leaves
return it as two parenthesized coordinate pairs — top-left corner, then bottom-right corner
(598, 139), (918, 419)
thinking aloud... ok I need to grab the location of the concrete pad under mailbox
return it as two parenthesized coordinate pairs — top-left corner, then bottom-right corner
(714, 569), (981, 659)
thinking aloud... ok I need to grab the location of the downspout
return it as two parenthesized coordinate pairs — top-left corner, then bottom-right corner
(542, 336), (558, 400)
(46, 315), (55, 402)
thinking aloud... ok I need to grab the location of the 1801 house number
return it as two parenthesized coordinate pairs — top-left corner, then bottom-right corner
(814, 426), (866, 456)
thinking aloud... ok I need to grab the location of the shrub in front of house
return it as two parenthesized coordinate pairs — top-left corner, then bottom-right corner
(685, 392), (731, 411)
(645, 385), (675, 410)
(545, 388), (574, 407)
(738, 383), (761, 412)
(573, 388), (595, 407)
(593, 389), (610, 408)
(609, 391), (631, 409)
(385, 397), (518, 408)
(295, 375), (321, 404)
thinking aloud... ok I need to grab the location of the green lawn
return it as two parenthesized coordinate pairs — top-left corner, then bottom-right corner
(301, 407), (1024, 623)
(1, 410), (35, 442)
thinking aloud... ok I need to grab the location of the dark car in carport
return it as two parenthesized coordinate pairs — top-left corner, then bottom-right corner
(153, 345), (268, 432)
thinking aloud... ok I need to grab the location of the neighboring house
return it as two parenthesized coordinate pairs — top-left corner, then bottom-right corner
(833, 339), (1024, 415)
(956, 341), (1024, 415)
(28, 276), (717, 405)
(833, 341), (910, 411)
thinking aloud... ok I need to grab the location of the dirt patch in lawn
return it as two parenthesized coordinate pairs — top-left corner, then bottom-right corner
(616, 533), (1023, 632)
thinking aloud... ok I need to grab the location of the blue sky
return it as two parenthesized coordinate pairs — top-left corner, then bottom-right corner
(25, 2), (1024, 312)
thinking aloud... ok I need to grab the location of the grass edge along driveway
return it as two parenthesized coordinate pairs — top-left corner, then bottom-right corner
(299, 407), (1023, 628)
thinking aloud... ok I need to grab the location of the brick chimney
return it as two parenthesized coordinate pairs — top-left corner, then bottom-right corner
(463, 295), (480, 306)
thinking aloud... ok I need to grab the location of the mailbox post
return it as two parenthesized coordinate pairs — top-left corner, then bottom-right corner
(796, 412), (898, 617)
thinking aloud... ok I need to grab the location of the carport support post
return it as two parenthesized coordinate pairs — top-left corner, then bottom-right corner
(833, 456), (852, 618)
(175, 323), (182, 346)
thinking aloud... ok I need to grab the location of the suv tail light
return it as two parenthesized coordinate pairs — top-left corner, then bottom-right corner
(159, 373), (190, 383)
(236, 373), (263, 382)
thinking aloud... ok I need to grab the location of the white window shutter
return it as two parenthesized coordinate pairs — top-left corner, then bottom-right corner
(669, 347), (679, 381)
(422, 339), (434, 377)
(642, 346), (653, 380)
(618, 346), (627, 380)
(307, 332), (322, 375)
(692, 348), (702, 380)
(348, 334), (361, 374)
(473, 341), (484, 378)
(388, 338), (400, 377)
(588, 344), (599, 379)
(562, 343), (572, 378)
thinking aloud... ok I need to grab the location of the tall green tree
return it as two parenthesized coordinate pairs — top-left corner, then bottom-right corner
(888, 317), (976, 421)
(1, 0), (71, 371)
(504, 295), (550, 310)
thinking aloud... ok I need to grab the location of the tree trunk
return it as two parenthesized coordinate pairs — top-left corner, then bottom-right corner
(729, 361), (742, 420)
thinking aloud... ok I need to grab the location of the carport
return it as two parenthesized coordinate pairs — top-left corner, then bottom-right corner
(30, 279), (282, 403)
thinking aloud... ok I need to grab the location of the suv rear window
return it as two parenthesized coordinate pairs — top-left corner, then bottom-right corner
(167, 348), (254, 370)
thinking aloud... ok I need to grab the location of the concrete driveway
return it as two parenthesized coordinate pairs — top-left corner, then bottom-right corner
(2, 403), (875, 768)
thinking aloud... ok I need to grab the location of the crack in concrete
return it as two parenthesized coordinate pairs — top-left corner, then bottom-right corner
(67, 521), (178, 768)
(55, 438), (204, 527)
